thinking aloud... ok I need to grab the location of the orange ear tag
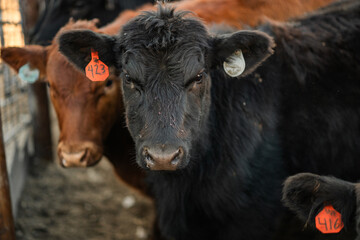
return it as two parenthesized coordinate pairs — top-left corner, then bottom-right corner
(315, 205), (344, 234)
(85, 50), (109, 81)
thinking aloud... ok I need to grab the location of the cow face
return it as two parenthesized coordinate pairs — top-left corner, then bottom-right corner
(59, 6), (274, 171)
(46, 44), (121, 168)
(1, 22), (121, 168)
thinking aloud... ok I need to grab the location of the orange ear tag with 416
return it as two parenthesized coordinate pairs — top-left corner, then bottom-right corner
(315, 205), (344, 234)
(85, 50), (109, 81)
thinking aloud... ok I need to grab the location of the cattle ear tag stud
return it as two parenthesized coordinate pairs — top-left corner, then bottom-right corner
(223, 49), (246, 77)
(18, 63), (40, 83)
(315, 205), (344, 234)
(85, 49), (109, 81)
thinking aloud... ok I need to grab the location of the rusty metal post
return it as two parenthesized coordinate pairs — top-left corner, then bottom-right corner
(0, 110), (16, 240)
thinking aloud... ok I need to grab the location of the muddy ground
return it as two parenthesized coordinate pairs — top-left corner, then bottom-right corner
(15, 157), (155, 240)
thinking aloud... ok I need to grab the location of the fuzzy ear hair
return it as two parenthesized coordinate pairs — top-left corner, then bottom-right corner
(1, 45), (47, 82)
(212, 30), (275, 77)
(58, 30), (116, 72)
(282, 173), (356, 229)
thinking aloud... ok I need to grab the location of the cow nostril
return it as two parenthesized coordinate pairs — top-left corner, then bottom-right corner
(143, 147), (155, 168)
(79, 149), (88, 162)
(145, 154), (153, 162)
(171, 148), (184, 166)
(170, 149), (180, 166)
(170, 156), (180, 166)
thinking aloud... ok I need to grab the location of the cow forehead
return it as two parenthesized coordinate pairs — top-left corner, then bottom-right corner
(123, 45), (206, 84)
(118, 7), (210, 82)
(119, 8), (209, 47)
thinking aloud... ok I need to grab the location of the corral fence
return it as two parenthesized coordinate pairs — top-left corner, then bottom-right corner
(0, 0), (33, 222)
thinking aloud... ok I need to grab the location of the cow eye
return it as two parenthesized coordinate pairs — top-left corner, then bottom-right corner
(195, 73), (203, 84)
(124, 73), (132, 84)
(185, 71), (206, 89)
(105, 79), (113, 87)
(122, 72), (142, 92)
(46, 82), (51, 88)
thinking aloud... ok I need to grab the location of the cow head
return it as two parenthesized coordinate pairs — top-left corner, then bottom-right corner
(58, 6), (274, 171)
(1, 19), (121, 167)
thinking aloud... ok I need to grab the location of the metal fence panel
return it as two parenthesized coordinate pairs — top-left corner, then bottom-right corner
(0, 0), (33, 217)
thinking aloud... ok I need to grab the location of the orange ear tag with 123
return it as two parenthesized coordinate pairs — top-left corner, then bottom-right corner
(315, 205), (344, 234)
(85, 50), (109, 81)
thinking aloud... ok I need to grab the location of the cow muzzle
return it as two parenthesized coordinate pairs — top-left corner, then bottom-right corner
(57, 141), (103, 168)
(141, 145), (185, 171)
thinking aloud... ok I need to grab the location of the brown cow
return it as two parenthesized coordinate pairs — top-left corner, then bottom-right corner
(1, 0), (336, 195)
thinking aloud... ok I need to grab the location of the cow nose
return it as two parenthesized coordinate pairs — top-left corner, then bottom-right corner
(58, 141), (103, 167)
(143, 146), (184, 171)
(60, 149), (87, 167)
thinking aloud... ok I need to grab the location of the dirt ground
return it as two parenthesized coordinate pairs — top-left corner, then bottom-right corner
(14, 157), (155, 240)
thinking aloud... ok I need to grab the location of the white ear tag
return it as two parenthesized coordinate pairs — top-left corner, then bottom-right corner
(18, 63), (40, 83)
(223, 49), (246, 77)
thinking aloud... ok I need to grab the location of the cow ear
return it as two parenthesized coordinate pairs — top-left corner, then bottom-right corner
(58, 30), (116, 72)
(282, 173), (356, 228)
(212, 30), (275, 77)
(1, 45), (47, 82)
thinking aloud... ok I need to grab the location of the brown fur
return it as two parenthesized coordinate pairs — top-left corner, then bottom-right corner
(102, 0), (335, 32)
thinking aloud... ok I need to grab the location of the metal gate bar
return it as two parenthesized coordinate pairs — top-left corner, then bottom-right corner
(0, 109), (15, 240)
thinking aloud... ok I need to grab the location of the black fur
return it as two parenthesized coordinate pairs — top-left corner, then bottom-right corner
(282, 173), (360, 240)
(283, 173), (356, 230)
(59, 30), (116, 70)
(58, 1), (360, 239)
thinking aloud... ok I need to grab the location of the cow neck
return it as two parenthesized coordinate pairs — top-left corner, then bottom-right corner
(207, 70), (280, 171)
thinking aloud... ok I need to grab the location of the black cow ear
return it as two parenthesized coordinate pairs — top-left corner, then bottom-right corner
(212, 30), (275, 77)
(58, 30), (116, 72)
(282, 173), (356, 228)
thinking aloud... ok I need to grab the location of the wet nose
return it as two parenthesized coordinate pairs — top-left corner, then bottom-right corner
(143, 146), (184, 171)
(60, 149), (87, 167)
(57, 141), (103, 167)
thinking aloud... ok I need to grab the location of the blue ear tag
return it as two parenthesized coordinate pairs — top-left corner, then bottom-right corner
(18, 63), (40, 83)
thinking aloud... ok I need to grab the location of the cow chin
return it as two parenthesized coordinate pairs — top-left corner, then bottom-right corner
(57, 141), (103, 168)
